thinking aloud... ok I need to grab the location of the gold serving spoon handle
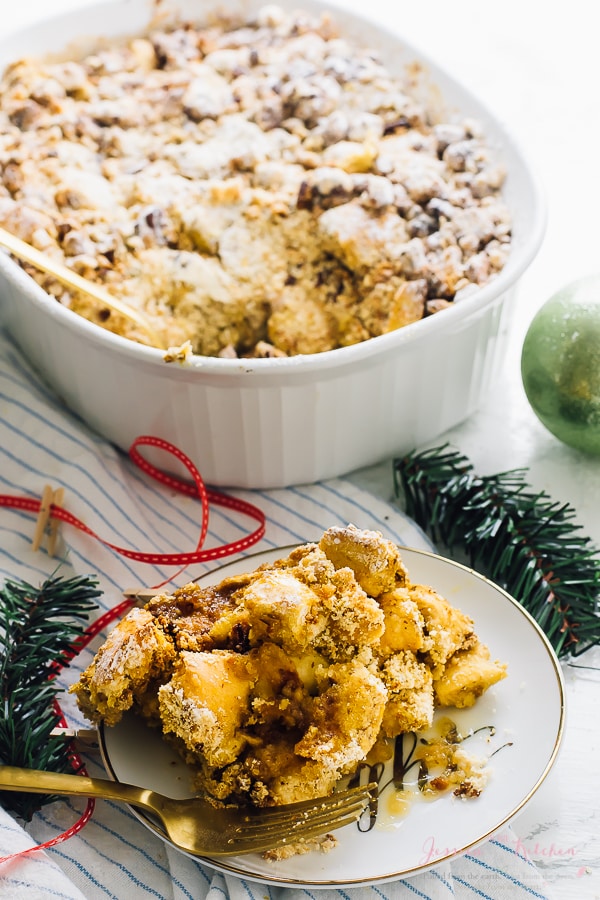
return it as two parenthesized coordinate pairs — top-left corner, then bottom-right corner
(0, 225), (164, 349)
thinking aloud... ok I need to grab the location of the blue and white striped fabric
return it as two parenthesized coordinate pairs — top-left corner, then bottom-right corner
(0, 326), (553, 899)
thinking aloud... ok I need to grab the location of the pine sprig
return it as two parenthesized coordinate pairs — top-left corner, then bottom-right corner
(393, 444), (600, 659)
(0, 573), (100, 820)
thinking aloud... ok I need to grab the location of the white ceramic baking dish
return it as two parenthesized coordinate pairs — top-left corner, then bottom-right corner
(0, 0), (545, 488)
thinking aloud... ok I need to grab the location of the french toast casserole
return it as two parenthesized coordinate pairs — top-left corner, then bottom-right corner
(0, 5), (511, 356)
(71, 525), (507, 822)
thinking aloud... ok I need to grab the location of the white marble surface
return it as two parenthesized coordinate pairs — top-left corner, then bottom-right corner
(1, 2), (599, 898)
(353, 6), (600, 899)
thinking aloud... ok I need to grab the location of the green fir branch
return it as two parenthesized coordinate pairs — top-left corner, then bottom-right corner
(0, 573), (100, 820)
(393, 444), (600, 659)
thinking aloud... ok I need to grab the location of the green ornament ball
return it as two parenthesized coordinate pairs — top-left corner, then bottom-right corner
(521, 275), (600, 455)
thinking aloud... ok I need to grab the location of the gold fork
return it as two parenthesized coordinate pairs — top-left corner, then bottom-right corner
(0, 765), (376, 856)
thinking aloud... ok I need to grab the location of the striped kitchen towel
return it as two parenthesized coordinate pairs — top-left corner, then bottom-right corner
(0, 326), (553, 899)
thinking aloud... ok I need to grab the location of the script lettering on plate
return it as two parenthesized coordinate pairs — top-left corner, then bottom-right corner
(347, 719), (508, 833)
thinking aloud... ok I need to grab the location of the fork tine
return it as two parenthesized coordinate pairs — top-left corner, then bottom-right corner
(235, 785), (376, 837)
(226, 784), (376, 851)
(227, 808), (370, 853)
(238, 783), (376, 827)
(231, 803), (368, 845)
(286, 809), (369, 841)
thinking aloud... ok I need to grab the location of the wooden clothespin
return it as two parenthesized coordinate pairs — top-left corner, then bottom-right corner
(32, 484), (65, 556)
(123, 587), (159, 607)
(46, 486), (65, 556)
(50, 726), (100, 753)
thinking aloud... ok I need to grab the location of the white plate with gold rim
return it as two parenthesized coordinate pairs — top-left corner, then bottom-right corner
(99, 546), (565, 888)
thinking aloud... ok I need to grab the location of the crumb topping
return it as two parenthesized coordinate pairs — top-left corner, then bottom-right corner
(0, 6), (511, 356)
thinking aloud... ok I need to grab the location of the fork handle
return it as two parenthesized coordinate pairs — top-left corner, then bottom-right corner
(0, 765), (150, 808)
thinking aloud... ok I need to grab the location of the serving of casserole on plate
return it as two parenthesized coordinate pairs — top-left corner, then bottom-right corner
(69, 525), (564, 885)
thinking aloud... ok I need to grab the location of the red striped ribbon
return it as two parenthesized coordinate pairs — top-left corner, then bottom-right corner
(0, 436), (266, 865)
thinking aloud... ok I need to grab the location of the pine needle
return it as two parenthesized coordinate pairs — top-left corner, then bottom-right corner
(393, 444), (600, 659)
(0, 573), (100, 820)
